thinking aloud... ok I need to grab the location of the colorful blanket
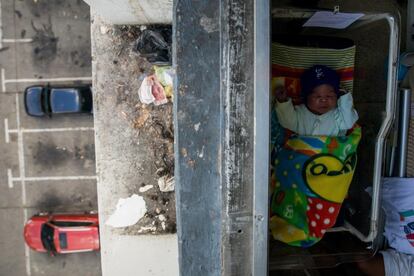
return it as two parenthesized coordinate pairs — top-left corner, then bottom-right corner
(269, 126), (361, 247)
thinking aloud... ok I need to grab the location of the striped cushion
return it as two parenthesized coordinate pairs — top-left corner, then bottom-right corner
(272, 42), (356, 104)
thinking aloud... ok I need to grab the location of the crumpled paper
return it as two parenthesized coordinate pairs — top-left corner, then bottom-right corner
(105, 194), (147, 228)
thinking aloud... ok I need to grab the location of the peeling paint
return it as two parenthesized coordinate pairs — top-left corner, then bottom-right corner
(194, 122), (201, 131)
(198, 145), (205, 158)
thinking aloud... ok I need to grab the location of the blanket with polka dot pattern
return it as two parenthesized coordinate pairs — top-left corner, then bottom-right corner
(269, 125), (361, 247)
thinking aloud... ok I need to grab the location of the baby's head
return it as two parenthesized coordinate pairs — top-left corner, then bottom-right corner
(301, 65), (340, 115)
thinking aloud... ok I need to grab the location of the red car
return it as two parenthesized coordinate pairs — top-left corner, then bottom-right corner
(24, 213), (99, 255)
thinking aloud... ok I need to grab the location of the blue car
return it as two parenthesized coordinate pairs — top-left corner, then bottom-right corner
(24, 84), (93, 117)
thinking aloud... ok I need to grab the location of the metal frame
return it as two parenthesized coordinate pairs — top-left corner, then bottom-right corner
(269, 9), (400, 244)
(253, 1), (270, 275)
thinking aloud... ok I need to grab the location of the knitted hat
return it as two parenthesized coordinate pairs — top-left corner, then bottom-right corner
(300, 65), (340, 98)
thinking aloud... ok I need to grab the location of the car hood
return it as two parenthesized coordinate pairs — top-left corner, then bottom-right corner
(24, 219), (46, 252)
(50, 88), (81, 113)
(55, 227), (99, 253)
(24, 87), (45, 116)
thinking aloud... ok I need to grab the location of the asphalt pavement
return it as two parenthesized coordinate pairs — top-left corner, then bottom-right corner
(0, 1), (100, 275)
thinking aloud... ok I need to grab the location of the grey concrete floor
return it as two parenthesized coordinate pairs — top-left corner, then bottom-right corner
(0, 1), (100, 276)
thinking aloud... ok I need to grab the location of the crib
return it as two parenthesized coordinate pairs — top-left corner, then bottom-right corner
(269, 8), (400, 269)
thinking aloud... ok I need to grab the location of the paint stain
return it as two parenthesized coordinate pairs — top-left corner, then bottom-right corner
(31, 17), (58, 67)
(33, 142), (69, 167)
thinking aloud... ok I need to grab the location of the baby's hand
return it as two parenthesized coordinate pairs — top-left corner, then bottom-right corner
(275, 86), (288, 103)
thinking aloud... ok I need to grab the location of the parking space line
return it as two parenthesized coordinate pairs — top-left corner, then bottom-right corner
(5, 124), (94, 143)
(24, 209), (31, 276)
(7, 168), (13, 188)
(2, 38), (33, 43)
(1, 68), (5, 93)
(15, 93), (32, 276)
(8, 126), (94, 134)
(10, 175), (98, 182)
(4, 118), (9, 143)
(1, 68), (92, 92)
(0, 0), (2, 49)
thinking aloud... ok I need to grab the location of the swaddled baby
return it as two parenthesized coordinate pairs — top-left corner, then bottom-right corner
(274, 65), (358, 136)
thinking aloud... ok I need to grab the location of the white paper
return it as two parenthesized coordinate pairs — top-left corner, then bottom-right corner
(105, 194), (147, 228)
(303, 11), (364, 29)
(138, 77), (155, 104)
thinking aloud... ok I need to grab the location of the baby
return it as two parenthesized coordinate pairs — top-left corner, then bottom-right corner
(275, 65), (358, 136)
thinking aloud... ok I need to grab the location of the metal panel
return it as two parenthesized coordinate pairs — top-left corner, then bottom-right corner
(253, 0), (270, 276)
(221, 0), (255, 275)
(396, 89), (411, 177)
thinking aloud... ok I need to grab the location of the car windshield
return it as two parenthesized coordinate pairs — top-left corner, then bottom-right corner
(40, 88), (51, 114)
(41, 224), (56, 253)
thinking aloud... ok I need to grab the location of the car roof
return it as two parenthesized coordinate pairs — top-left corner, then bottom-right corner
(50, 88), (81, 113)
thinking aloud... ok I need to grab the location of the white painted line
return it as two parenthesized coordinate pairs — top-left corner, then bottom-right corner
(2, 38), (33, 43)
(16, 93), (31, 276)
(4, 76), (92, 84)
(11, 175), (97, 182)
(7, 126), (94, 134)
(1, 68), (5, 93)
(4, 118), (9, 143)
(16, 93), (26, 205)
(25, 126), (95, 132)
(7, 169), (13, 188)
(23, 209), (31, 276)
(1, 68), (92, 92)
(0, 0), (2, 49)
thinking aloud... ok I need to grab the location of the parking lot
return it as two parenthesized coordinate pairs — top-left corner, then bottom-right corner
(0, 1), (100, 275)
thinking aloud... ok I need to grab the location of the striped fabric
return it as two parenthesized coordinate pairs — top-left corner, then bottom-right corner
(272, 42), (356, 101)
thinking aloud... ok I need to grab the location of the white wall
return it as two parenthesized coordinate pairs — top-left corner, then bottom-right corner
(84, 0), (172, 24)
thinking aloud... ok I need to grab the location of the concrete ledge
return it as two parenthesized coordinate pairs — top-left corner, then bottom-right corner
(85, 0), (172, 24)
(91, 14), (178, 275)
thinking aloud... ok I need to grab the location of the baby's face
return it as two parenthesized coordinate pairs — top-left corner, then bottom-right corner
(306, 84), (338, 115)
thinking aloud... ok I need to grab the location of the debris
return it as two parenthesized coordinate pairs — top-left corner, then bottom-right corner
(138, 226), (157, 233)
(100, 25), (109, 34)
(139, 185), (154, 193)
(133, 108), (150, 128)
(105, 194), (147, 228)
(158, 214), (166, 221)
(137, 75), (154, 104)
(154, 66), (174, 99)
(134, 26), (172, 65)
(138, 74), (168, 106)
(158, 176), (175, 192)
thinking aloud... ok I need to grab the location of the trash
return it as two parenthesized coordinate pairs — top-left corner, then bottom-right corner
(138, 74), (168, 106)
(158, 175), (175, 192)
(139, 184), (154, 193)
(134, 26), (172, 65)
(105, 194), (147, 228)
(154, 66), (174, 99)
